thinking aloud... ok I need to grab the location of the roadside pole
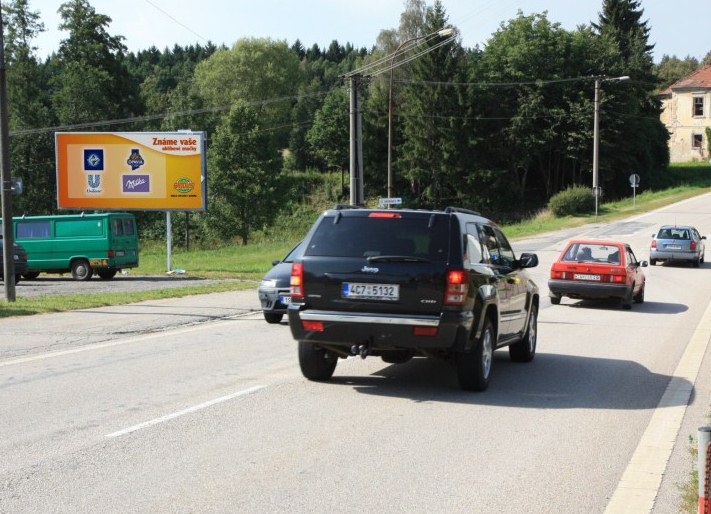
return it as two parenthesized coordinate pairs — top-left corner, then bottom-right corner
(0, 5), (16, 302)
(700, 426), (711, 514)
(348, 73), (364, 207)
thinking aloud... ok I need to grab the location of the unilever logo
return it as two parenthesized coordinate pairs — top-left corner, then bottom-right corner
(123, 174), (150, 193)
(86, 174), (102, 193)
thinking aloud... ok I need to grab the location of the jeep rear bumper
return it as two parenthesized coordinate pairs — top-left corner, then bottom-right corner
(288, 305), (474, 352)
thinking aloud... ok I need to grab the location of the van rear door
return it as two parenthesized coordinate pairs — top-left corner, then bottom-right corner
(109, 216), (139, 267)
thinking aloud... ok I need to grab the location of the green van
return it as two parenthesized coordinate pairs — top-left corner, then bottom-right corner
(9, 213), (139, 280)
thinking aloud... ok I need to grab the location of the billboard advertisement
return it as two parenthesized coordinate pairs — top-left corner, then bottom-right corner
(55, 132), (207, 211)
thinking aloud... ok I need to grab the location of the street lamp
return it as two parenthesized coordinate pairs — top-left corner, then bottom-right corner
(387, 27), (454, 201)
(592, 75), (630, 216)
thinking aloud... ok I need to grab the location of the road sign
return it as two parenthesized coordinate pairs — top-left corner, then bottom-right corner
(11, 177), (23, 195)
(629, 173), (640, 187)
(378, 197), (402, 207)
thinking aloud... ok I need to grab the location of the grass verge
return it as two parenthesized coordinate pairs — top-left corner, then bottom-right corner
(0, 280), (253, 318)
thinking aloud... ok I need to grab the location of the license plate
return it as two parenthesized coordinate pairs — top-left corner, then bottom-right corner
(574, 274), (601, 281)
(342, 282), (399, 301)
(279, 295), (291, 304)
(666, 245), (681, 250)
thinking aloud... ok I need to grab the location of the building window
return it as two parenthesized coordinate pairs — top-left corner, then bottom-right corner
(692, 133), (703, 149)
(693, 96), (704, 116)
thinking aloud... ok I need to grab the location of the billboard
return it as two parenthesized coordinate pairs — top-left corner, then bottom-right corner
(55, 132), (207, 211)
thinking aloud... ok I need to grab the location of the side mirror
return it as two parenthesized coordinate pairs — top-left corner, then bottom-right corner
(518, 252), (539, 269)
(640, 260), (648, 267)
(701, 236), (707, 240)
(272, 259), (281, 266)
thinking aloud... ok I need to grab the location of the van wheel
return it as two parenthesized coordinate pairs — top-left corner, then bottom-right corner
(22, 272), (40, 280)
(456, 318), (494, 391)
(298, 341), (337, 381)
(98, 270), (117, 280)
(71, 259), (93, 281)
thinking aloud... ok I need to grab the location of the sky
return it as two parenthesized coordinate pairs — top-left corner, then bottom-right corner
(25, 0), (711, 64)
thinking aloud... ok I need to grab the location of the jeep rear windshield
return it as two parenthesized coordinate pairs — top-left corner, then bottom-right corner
(304, 212), (450, 261)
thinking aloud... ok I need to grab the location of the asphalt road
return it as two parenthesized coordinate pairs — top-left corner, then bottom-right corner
(1, 194), (711, 513)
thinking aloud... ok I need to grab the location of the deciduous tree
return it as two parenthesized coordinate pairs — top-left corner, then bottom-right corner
(203, 101), (282, 244)
(3, 0), (55, 214)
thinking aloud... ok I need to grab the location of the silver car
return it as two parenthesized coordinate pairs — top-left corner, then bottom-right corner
(650, 225), (706, 267)
(258, 241), (305, 324)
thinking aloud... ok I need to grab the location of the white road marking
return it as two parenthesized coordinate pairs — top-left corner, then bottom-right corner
(604, 298), (711, 513)
(105, 385), (266, 438)
(0, 317), (242, 368)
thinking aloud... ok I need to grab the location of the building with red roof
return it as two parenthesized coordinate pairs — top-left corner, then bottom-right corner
(660, 64), (711, 162)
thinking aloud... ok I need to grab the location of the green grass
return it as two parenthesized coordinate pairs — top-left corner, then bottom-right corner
(138, 239), (298, 279)
(0, 280), (253, 318)
(503, 184), (711, 239)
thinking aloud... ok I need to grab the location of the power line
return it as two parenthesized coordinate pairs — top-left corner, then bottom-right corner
(9, 90), (331, 137)
(142, 0), (209, 44)
(344, 32), (455, 78)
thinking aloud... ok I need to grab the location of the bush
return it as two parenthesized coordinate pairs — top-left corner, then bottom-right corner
(548, 186), (596, 217)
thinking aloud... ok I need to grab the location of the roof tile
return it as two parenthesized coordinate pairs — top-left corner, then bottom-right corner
(670, 64), (711, 90)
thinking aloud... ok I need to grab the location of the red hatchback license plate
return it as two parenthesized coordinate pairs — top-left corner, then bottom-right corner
(574, 273), (601, 281)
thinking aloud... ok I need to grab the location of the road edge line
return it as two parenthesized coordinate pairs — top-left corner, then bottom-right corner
(604, 298), (711, 513)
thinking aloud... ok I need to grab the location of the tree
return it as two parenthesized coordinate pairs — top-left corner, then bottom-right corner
(473, 13), (615, 208)
(203, 101), (282, 244)
(51, 0), (139, 125)
(655, 55), (699, 90)
(592, 0), (669, 199)
(193, 38), (303, 150)
(2, 0), (56, 215)
(396, 0), (467, 208)
(305, 87), (349, 172)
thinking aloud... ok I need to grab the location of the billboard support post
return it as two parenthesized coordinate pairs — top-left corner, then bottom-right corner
(166, 211), (172, 273)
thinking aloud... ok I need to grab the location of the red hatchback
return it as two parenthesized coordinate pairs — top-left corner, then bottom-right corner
(548, 239), (647, 309)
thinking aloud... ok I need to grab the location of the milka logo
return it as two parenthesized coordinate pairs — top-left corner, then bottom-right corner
(122, 174), (150, 193)
(361, 266), (379, 273)
(125, 177), (147, 190)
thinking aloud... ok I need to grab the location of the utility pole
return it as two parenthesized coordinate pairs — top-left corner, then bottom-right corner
(592, 75), (630, 217)
(592, 77), (601, 217)
(348, 73), (364, 206)
(0, 4), (16, 302)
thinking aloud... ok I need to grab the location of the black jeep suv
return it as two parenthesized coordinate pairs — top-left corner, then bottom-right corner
(287, 206), (540, 391)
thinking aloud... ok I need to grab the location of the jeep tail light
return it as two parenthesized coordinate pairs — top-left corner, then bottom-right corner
(302, 320), (324, 332)
(690, 240), (697, 251)
(444, 270), (469, 305)
(291, 262), (304, 298)
(413, 326), (438, 337)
